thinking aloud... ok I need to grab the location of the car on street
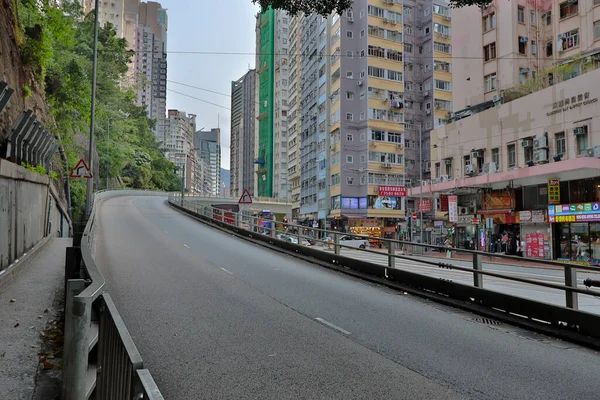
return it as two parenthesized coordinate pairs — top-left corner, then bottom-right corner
(339, 235), (370, 249)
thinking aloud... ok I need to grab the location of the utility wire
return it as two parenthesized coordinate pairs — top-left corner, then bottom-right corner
(166, 89), (231, 111)
(168, 80), (232, 98)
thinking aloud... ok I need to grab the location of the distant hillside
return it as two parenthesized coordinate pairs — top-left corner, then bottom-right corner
(220, 168), (230, 186)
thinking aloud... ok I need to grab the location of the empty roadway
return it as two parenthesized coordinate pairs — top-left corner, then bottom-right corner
(96, 196), (600, 399)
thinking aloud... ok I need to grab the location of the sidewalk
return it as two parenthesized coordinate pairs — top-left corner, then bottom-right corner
(0, 237), (71, 400)
(367, 247), (560, 270)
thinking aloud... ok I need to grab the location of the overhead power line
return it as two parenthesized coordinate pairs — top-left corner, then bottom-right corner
(166, 89), (231, 111)
(168, 81), (231, 98)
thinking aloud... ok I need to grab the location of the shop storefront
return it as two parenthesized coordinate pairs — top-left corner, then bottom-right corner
(478, 190), (519, 255)
(548, 202), (600, 265)
(517, 210), (551, 260)
(455, 215), (477, 250)
(349, 218), (383, 239)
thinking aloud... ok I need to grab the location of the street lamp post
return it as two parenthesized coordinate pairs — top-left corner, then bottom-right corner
(419, 122), (423, 245)
(84, 0), (100, 217)
(106, 118), (110, 190)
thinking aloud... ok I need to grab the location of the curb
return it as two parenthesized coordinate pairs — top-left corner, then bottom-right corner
(0, 235), (54, 290)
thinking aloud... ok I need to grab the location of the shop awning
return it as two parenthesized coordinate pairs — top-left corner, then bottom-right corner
(409, 157), (600, 196)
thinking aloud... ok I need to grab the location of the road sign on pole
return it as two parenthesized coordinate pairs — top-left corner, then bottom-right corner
(69, 159), (92, 178)
(238, 189), (253, 204)
(412, 213), (417, 221)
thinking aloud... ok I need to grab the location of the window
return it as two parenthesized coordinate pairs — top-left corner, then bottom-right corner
(492, 148), (499, 168)
(360, 112), (365, 120)
(347, 133), (353, 141)
(346, 155), (354, 163)
(559, 1), (578, 20)
(360, 155), (366, 163)
(368, 45), (385, 58)
(483, 13), (496, 31)
(594, 21), (600, 40)
(360, 29), (365, 38)
(484, 42), (496, 61)
(546, 11), (552, 25)
(346, 50), (353, 58)
(484, 74), (497, 92)
(524, 143), (533, 163)
(434, 42), (451, 53)
(368, 5), (385, 18)
(508, 144), (516, 167)
(518, 6), (525, 23)
(531, 40), (537, 55)
(346, 91), (354, 100)
(559, 29), (579, 51)
(347, 31), (353, 38)
(575, 126), (588, 155)
(346, 71), (353, 79)
(404, 43), (413, 53)
(346, 177), (354, 185)
(360, 9), (365, 18)
(368, 66), (385, 78)
(434, 60), (452, 72)
(530, 10), (536, 24)
(518, 36), (527, 54)
(434, 79), (452, 91)
(346, 113), (354, 121)
(556, 132), (566, 155)
(546, 41), (553, 57)
(388, 70), (403, 81)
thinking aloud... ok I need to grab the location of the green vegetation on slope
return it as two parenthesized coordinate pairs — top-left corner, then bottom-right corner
(16, 0), (181, 220)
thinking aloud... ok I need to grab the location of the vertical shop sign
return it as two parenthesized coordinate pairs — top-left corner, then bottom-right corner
(448, 195), (458, 222)
(548, 178), (561, 205)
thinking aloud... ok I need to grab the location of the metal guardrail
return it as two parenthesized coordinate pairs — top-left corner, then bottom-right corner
(64, 190), (166, 400)
(172, 196), (600, 346)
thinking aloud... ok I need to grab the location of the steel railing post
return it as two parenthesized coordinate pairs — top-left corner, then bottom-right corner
(473, 253), (483, 288)
(62, 280), (90, 400)
(334, 232), (340, 256)
(564, 266), (579, 309)
(387, 239), (395, 269)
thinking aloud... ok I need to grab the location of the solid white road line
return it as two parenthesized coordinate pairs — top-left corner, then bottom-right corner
(315, 317), (351, 335)
(221, 268), (233, 275)
(184, 244), (190, 249)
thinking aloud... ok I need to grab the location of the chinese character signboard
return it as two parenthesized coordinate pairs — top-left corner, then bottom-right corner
(378, 185), (406, 197)
(448, 195), (458, 223)
(548, 202), (600, 222)
(547, 178), (560, 205)
(439, 194), (449, 212)
(418, 199), (432, 212)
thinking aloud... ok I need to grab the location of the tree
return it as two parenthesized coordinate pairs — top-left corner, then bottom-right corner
(252, 0), (491, 14)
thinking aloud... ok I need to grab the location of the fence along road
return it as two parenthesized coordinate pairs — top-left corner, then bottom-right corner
(95, 195), (600, 400)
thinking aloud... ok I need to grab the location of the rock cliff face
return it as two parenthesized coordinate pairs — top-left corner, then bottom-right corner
(0, 0), (69, 210)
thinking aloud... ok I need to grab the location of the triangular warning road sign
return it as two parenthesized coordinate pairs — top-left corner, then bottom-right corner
(238, 189), (253, 204)
(69, 159), (92, 178)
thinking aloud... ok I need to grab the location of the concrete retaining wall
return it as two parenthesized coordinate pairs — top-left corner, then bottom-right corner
(0, 159), (71, 271)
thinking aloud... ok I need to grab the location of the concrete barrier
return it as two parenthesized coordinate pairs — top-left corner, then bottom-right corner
(0, 159), (71, 271)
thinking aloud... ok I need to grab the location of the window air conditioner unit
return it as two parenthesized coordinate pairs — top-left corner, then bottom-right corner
(348, 16), (354, 22)
(521, 140), (532, 147)
(382, 162), (392, 168)
(471, 151), (480, 158)
(533, 149), (548, 163)
(440, 175), (451, 182)
(466, 164), (477, 176)
(426, 109), (431, 114)
(444, 159), (452, 165)
(370, 140), (377, 147)
(533, 136), (548, 149)
(520, 37), (529, 43)
(357, 80), (363, 86)
(424, 91), (429, 96)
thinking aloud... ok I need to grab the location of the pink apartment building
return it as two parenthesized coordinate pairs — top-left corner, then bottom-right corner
(409, 0), (600, 263)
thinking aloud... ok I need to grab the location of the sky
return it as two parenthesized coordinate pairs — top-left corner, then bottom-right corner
(162, 0), (260, 169)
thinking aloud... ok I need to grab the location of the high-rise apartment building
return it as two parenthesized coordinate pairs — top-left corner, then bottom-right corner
(324, 0), (451, 229)
(195, 129), (222, 196)
(81, 0), (125, 37)
(452, 0), (600, 111)
(164, 110), (199, 194)
(255, 9), (290, 200)
(230, 70), (257, 198)
(287, 14), (303, 218)
(135, 1), (168, 142)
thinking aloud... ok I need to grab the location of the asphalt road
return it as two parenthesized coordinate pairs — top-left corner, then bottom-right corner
(96, 196), (600, 400)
